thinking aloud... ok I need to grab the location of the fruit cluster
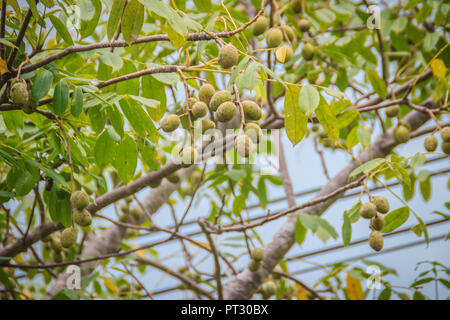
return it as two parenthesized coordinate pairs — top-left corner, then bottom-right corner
(360, 196), (390, 251)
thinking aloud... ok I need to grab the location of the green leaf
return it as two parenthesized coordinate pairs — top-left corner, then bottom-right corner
(114, 135), (137, 183)
(299, 84), (320, 117)
(381, 207), (410, 233)
(299, 214), (318, 232)
(122, 0), (144, 44)
(193, 0), (211, 11)
(107, 0), (126, 40)
(52, 80), (69, 116)
(419, 175), (431, 202)
(410, 153), (426, 169)
(49, 15), (74, 45)
(232, 195), (246, 216)
(295, 216), (307, 246)
(342, 213), (351, 246)
(367, 69), (387, 98)
(349, 158), (385, 178)
(316, 217), (338, 240)
(284, 84), (307, 146)
(357, 125), (371, 147)
(31, 70), (53, 101)
(142, 76), (166, 122)
(71, 87), (84, 117)
(378, 287), (391, 300)
(315, 96), (339, 140)
(95, 131), (117, 168)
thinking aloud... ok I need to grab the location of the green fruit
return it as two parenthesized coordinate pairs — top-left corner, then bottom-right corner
(199, 83), (215, 104)
(393, 125), (410, 143)
(235, 134), (253, 158)
(311, 124), (319, 132)
(131, 207), (143, 221)
(242, 100), (262, 121)
(301, 43), (314, 60)
(371, 215), (385, 231)
(442, 141), (450, 155)
(191, 101), (208, 119)
(218, 44), (239, 69)
(266, 27), (283, 48)
(373, 196), (389, 214)
(74, 209), (92, 227)
(385, 105), (400, 118)
(250, 248), (264, 261)
(282, 25), (296, 43)
(22, 99), (38, 114)
(441, 127), (450, 142)
(200, 119), (216, 134)
(399, 120), (411, 131)
(120, 203), (130, 214)
(424, 135), (438, 152)
(149, 178), (162, 188)
(51, 237), (62, 253)
(369, 231), (384, 252)
(161, 114), (180, 132)
(61, 227), (77, 248)
(167, 172), (180, 184)
(191, 170), (202, 184)
(216, 101), (237, 122)
(248, 259), (261, 272)
(209, 90), (232, 111)
(245, 123), (263, 144)
(70, 191), (89, 210)
(179, 146), (199, 166)
(298, 19), (311, 32)
(252, 16), (268, 36)
(119, 213), (130, 223)
(360, 202), (377, 219)
(264, 280), (278, 297)
(292, 0), (302, 13)
(53, 251), (63, 263)
(9, 81), (29, 106)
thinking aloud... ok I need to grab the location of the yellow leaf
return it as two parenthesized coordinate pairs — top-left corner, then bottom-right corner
(295, 283), (309, 300)
(101, 276), (117, 293)
(431, 59), (446, 78)
(0, 58), (9, 75)
(132, 244), (146, 258)
(346, 272), (363, 300)
(275, 46), (288, 63)
(193, 241), (210, 249)
(46, 38), (56, 49)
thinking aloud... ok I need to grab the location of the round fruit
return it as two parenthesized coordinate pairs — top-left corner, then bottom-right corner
(22, 99), (38, 114)
(61, 227), (77, 248)
(248, 259), (261, 272)
(161, 114), (180, 132)
(251, 248), (264, 261)
(218, 44), (239, 69)
(385, 105), (400, 118)
(235, 134), (253, 158)
(266, 27), (283, 48)
(245, 123), (263, 144)
(149, 178), (162, 188)
(200, 119), (216, 134)
(74, 209), (92, 227)
(119, 213), (130, 223)
(120, 203), (129, 214)
(70, 191), (90, 210)
(373, 196), (390, 214)
(424, 135), (438, 152)
(191, 170), (202, 184)
(393, 125), (410, 143)
(264, 281), (277, 296)
(441, 127), (450, 142)
(298, 19), (311, 32)
(252, 16), (268, 36)
(53, 251), (63, 263)
(216, 101), (237, 122)
(301, 43), (314, 60)
(179, 146), (199, 166)
(242, 100), (262, 121)
(282, 25), (296, 42)
(360, 202), (377, 219)
(209, 90), (232, 111)
(131, 207), (143, 221)
(399, 120), (411, 131)
(167, 172), (180, 184)
(191, 101), (208, 119)
(371, 215), (385, 231)
(9, 81), (29, 106)
(276, 45), (294, 63)
(369, 231), (384, 251)
(292, 0), (302, 13)
(199, 84), (215, 104)
(442, 141), (450, 155)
